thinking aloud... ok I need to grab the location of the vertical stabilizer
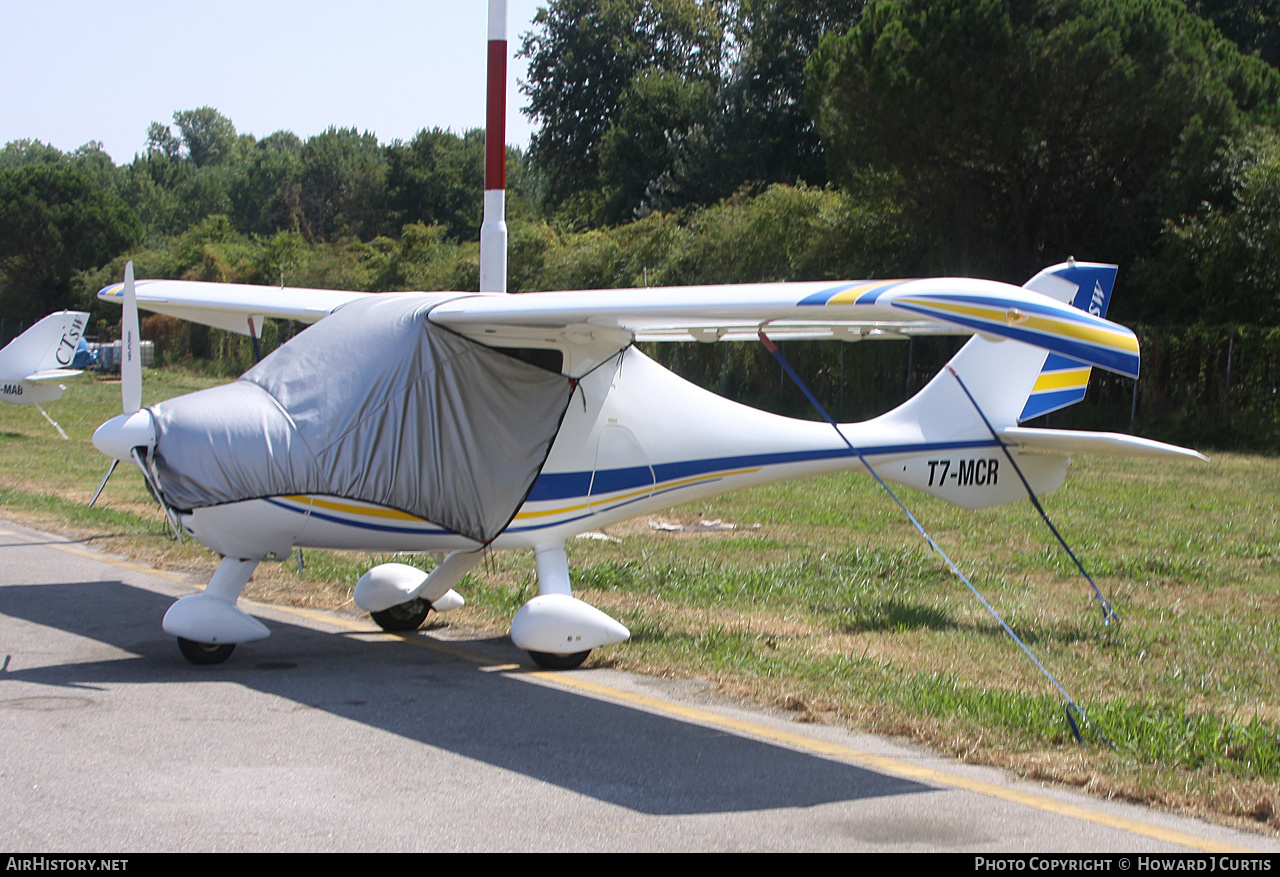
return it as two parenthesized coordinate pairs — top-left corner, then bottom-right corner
(868, 263), (1120, 506)
(0, 311), (89, 379)
(0, 311), (89, 407)
(1017, 262), (1118, 421)
(907, 261), (1118, 428)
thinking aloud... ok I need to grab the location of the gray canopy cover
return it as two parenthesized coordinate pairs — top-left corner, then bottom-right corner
(149, 293), (572, 543)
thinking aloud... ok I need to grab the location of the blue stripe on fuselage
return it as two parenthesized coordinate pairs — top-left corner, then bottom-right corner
(526, 439), (1000, 502)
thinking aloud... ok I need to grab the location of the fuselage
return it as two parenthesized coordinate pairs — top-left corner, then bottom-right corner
(178, 345), (1067, 560)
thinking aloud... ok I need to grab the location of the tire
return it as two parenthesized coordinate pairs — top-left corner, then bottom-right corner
(177, 637), (236, 665)
(528, 649), (591, 670)
(370, 597), (431, 632)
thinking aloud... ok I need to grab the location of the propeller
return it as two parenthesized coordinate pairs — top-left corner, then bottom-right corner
(88, 262), (179, 539)
(90, 262), (144, 506)
(121, 260), (141, 415)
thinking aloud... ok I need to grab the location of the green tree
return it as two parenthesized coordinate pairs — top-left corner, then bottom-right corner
(521, 0), (727, 221)
(808, 0), (1280, 289)
(230, 130), (304, 236)
(298, 127), (387, 242)
(127, 110), (248, 237)
(717, 0), (864, 189)
(0, 164), (142, 321)
(145, 122), (182, 160)
(598, 69), (715, 220)
(639, 0), (866, 214)
(1187, 0), (1280, 68)
(1140, 128), (1280, 322)
(0, 139), (66, 170)
(119, 150), (186, 238)
(68, 141), (121, 192)
(172, 107), (240, 167)
(523, 0), (871, 223)
(384, 128), (486, 240)
(371, 221), (474, 291)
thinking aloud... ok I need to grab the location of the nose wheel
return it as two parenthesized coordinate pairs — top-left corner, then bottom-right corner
(370, 597), (431, 632)
(528, 650), (591, 670)
(177, 638), (236, 665)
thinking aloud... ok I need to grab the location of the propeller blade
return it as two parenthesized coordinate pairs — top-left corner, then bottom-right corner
(121, 261), (141, 415)
(88, 459), (119, 508)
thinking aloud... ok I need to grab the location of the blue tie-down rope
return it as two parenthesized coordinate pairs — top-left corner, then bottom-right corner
(944, 365), (1119, 627)
(757, 331), (1115, 748)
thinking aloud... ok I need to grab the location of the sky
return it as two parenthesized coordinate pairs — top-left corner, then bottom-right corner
(1, 1), (548, 164)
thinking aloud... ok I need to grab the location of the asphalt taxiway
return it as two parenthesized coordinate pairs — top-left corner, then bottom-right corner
(1, 518), (1276, 853)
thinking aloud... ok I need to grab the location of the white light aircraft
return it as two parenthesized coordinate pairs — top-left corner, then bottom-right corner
(89, 260), (1204, 667)
(0, 310), (90, 439)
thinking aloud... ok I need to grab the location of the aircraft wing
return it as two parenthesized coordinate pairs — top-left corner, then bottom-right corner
(429, 277), (1141, 379)
(97, 279), (372, 336)
(99, 275), (1140, 379)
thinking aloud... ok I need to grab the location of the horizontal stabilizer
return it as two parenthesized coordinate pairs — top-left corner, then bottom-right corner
(24, 369), (83, 383)
(999, 427), (1207, 462)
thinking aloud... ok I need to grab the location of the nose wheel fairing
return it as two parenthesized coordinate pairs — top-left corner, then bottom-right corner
(164, 557), (268, 664)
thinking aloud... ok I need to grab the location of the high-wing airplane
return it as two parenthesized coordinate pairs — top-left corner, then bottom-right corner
(0, 310), (91, 439)
(89, 260), (1204, 667)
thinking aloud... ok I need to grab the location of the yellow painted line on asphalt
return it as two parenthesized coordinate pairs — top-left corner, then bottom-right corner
(542, 677), (1257, 853)
(3, 522), (1257, 854)
(0, 525), (192, 583)
(365, 619), (1255, 854)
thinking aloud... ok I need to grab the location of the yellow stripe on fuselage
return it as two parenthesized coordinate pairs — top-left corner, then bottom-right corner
(281, 494), (428, 521)
(277, 464), (767, 529)
(513, 500), (592, 521)
(512, 467), (762, 521)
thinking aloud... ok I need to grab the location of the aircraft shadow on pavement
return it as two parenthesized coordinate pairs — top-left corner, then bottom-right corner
(0, 578), (934, 816)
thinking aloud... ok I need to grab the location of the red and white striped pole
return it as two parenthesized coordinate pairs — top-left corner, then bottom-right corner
(480, 0), (508, 293)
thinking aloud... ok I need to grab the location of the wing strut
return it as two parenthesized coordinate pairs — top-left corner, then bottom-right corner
(757, 330), (1115, 749)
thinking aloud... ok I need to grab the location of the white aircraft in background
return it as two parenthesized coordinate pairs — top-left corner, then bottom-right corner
(0, 310), (90, 439)
(89, 260), (1205, 667)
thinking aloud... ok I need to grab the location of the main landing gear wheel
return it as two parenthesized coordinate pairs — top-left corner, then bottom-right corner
(177, 637), (236, 665)
(370, 597), (431, 632)
(528, 649), (591, 670)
